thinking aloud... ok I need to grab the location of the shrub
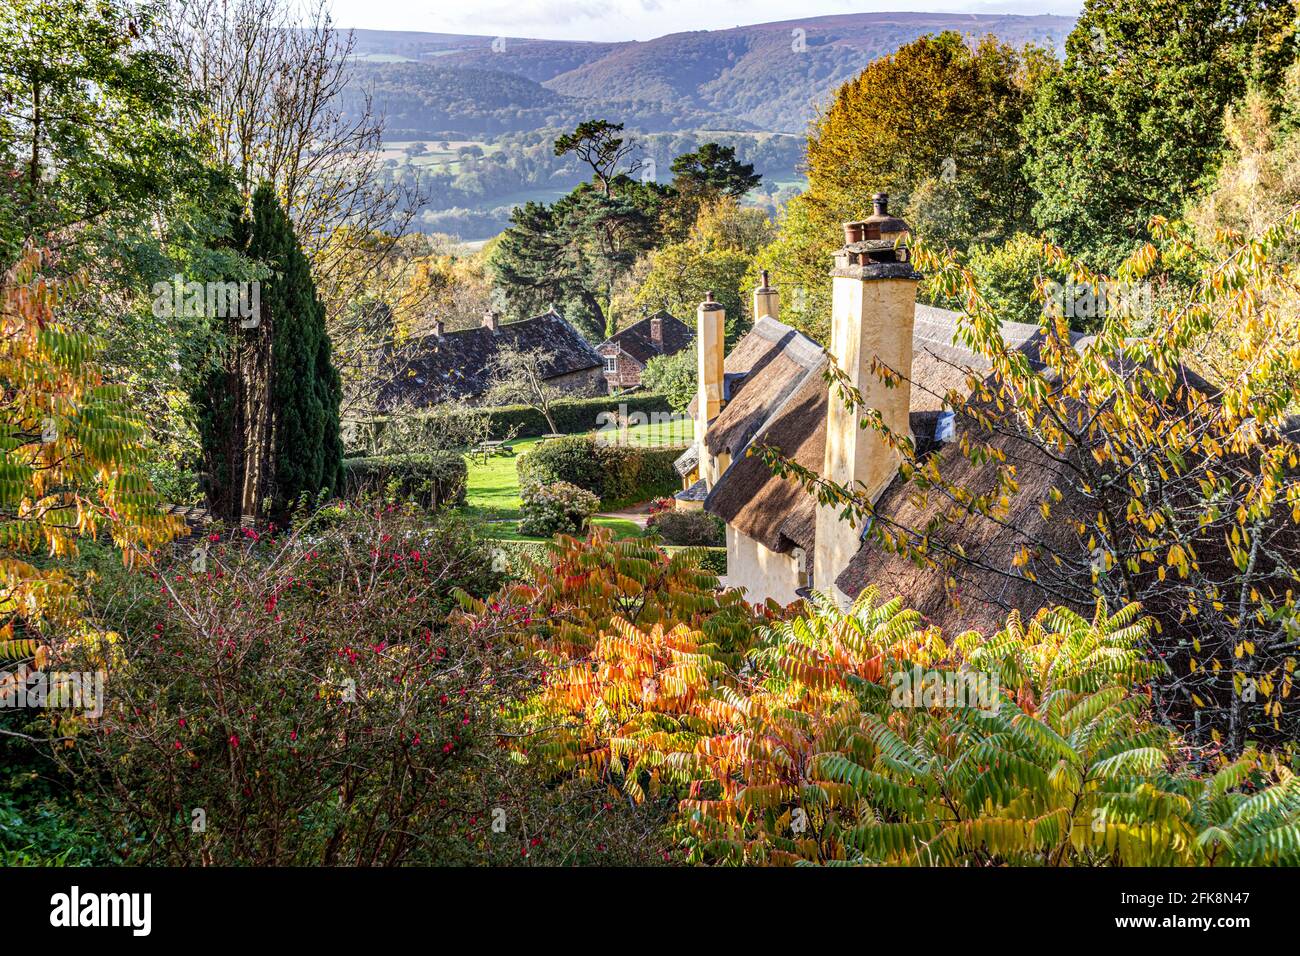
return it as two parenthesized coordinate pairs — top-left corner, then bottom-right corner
(341, 453), (467, 508)
(364, 393), (674, 443)
(517, 481), (600, 537)
(663, 545), (727, 576)
(640, 351), (696, 413)
(456, 528), (761, 658)
(485, 539), (551, 579)
(516, 436), (606, 496)
(50, 506), (535, 865)
(347, 404), (506, 458)
(545, 586), (1300, 867)
(963, 232), (1068, 327)
(645, 509), (725, 546)
(518, 436), (685, 506)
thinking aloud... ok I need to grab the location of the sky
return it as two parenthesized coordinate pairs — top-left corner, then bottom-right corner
(325, 0), (1083, 43)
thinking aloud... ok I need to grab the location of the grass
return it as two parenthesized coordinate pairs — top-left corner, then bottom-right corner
(459, 419), (689, 541)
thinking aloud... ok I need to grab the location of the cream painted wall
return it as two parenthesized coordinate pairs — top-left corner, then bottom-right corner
(725, 525), (804, 606)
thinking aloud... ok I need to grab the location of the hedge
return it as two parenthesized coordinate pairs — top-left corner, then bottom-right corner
(350, 393), (675, 447)
(665, 546), (727, 577)
(341, 453), (468, 509)
(489, 539), (726, 580)
(517, 435), (686, 507)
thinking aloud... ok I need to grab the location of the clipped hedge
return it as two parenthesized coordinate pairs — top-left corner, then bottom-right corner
(359, 393), (674, 443)
(517, 435), (686, 506)
(488, 539), (725, 581)
(341, 453), (468, 509)
(486, 392), (673, 439)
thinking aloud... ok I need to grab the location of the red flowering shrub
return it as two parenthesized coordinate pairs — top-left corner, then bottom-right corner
(54, 504), (668, 865)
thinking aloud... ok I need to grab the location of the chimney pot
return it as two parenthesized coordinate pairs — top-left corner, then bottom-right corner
(872, 193), (889, 217)
(433, 319), (445, 337)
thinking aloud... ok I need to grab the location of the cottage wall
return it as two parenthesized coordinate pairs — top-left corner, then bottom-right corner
(726, 526), (804, 606)
(547, 365), (609, 399)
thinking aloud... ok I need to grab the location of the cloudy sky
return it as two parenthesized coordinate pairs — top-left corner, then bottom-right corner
(325, 0), (1082, 42)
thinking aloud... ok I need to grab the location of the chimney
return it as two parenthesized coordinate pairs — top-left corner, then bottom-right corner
(753, 269), (779, 323)
(432, 318), (445, 337)
(482, 309), (499, 331)
(813, 193), (921, 598)
(649, 312), (663, 347)
(695, 292), (726, 488)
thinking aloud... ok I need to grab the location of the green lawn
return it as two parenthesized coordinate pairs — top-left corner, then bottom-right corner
(601, 416), (693, 446)
(459, 420), (689, 541)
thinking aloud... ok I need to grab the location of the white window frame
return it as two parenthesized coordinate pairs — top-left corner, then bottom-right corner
(603, 354), (619, 374)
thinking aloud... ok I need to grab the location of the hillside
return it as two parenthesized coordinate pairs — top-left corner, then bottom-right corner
(350, 12), (1075, 133)
(347, 62), (757, 139)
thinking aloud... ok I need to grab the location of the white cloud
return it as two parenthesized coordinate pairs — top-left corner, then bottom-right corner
(326, 0), (1081, 42)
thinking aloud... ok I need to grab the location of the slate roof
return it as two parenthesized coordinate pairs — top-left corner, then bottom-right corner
(376, 310), (603, 409)
(599, 311), (693, 366)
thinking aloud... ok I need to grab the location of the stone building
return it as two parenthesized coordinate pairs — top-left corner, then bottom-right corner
(596, 310), (693, 391)
(376, 307), (606, 410)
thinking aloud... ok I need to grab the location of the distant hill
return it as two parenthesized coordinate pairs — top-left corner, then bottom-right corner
(350, 12), (1075, 134)
(347, 61), (758, 139)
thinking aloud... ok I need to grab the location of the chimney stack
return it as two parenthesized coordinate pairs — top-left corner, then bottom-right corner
(432, 318), (445, 337)
(695, 292), (726, 488)
(753, 269), (779, 323)
(814, 193), (921, 599)
(649, 312), (663, 347)
(482, 309), (499, 332)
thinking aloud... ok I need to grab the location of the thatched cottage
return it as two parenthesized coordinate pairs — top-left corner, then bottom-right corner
(674, 195), (1088, 632)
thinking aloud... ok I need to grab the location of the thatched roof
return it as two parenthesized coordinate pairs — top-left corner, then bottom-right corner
(704, 365), (828, 553)
(702, 316), (826, 460)
(701, 307), (1049, 560)
(376, 309), (603, 409)
(694, 304), (1101, 630)
(833, 388), (1088, 635)
(600, 310), (693, 365)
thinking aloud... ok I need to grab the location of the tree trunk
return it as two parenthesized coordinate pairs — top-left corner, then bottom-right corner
(238, 315), (273, 526)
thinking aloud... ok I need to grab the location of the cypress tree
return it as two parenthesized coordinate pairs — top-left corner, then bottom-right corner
(194, 184), (342, 524)
(248, 184), (343, 519)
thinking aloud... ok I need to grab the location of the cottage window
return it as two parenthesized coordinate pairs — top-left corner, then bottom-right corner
(604, 355), (618, 373)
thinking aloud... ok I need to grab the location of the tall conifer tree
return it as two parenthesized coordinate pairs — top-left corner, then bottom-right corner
(195, 184), (342, 523)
